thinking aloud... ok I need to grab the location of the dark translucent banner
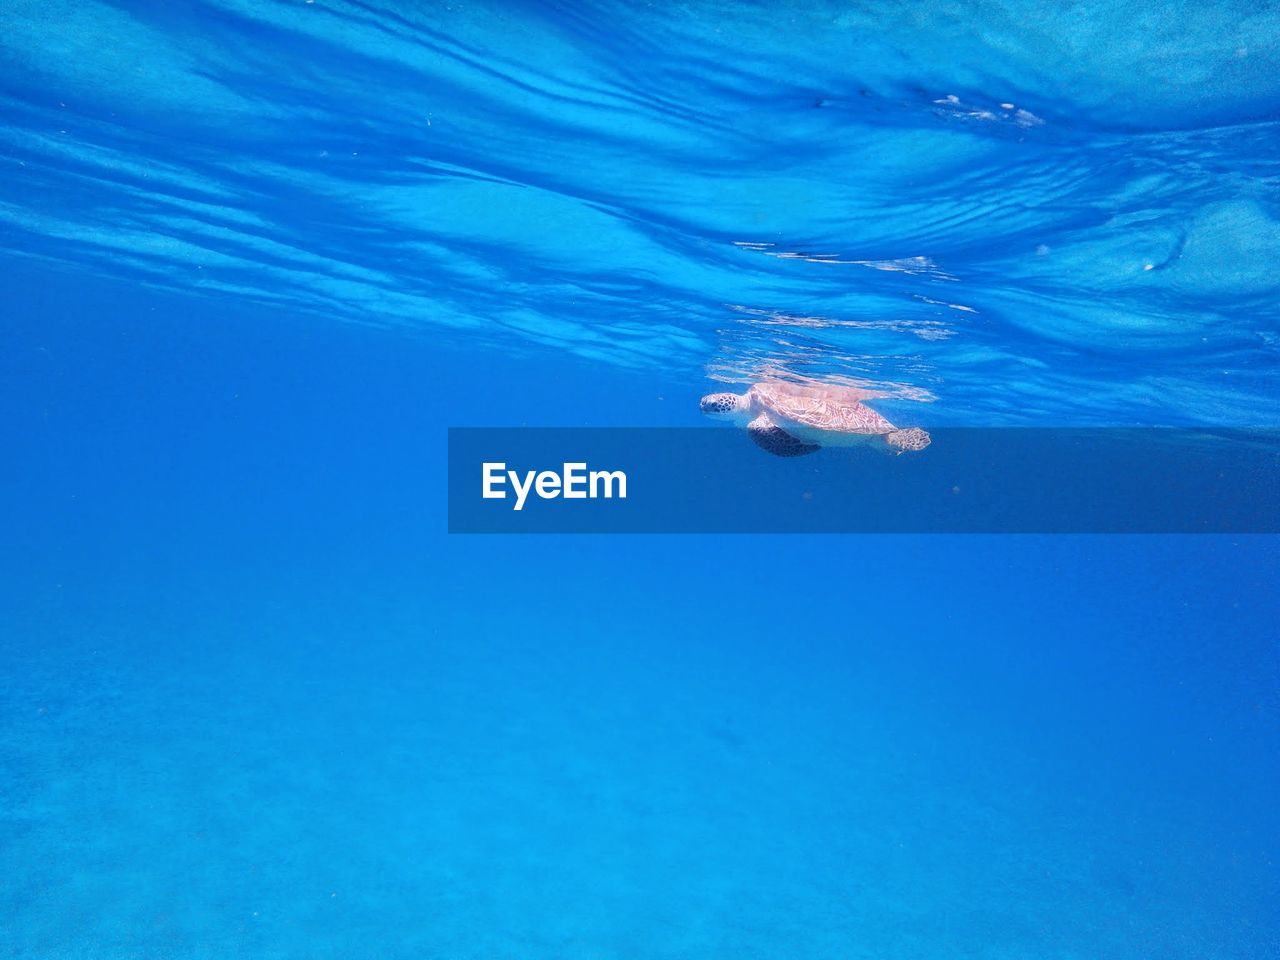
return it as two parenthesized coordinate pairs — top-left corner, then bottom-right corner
(448, 428), (1280, 533)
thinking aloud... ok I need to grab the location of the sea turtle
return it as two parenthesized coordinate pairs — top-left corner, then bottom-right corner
(700, 380), (931, 457)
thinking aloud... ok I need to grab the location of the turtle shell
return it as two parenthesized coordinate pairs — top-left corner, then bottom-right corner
(751, 381), (897, 435)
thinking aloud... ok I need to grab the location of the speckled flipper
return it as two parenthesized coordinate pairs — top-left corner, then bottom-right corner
(884, 427), (931, 453)
(747, 412), (819, 457)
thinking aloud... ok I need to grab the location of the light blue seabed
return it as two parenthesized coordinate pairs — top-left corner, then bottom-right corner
(2, 0), (1279, 957)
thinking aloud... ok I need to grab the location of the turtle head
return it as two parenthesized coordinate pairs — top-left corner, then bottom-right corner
(700, 392), (751, 422)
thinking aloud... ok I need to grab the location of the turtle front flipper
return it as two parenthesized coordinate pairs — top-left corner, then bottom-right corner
(747, 412), (819, 457)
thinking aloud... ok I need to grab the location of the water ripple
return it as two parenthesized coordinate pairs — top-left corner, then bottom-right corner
(1, 0), (1278, 424)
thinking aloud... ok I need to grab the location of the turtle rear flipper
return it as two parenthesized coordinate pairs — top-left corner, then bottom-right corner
(747, 413), (819, 457)
(884, 427), (931, 453)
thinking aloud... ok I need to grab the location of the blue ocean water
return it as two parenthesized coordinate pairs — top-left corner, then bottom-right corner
(2, 2), (1279, 957)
